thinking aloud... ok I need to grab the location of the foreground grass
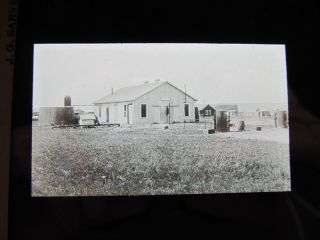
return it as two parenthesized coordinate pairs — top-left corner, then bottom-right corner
(32, 126), (290, 196)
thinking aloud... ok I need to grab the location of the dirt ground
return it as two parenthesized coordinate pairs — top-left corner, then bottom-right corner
(216, 128), (289, 144)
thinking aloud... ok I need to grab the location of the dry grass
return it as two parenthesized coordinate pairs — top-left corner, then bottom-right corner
(32, 125), (290, 196)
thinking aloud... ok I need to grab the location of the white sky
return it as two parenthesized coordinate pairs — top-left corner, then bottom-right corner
(33, 43), (288, 110)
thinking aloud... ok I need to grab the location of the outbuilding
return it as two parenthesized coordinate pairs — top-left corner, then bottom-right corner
(198, 104), (216, 117)
(197, 104), (238, 118)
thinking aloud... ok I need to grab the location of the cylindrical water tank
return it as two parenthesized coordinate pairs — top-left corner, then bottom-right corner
(38, 107), (75, 126)
(215, 111), (229, 132)
(64, 96), (71, 106)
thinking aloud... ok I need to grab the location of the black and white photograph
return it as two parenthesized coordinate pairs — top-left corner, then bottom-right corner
(32, 43), (290, 196)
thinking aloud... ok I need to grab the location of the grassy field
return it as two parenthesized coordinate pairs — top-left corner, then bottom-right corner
(32, 125), (290, 196)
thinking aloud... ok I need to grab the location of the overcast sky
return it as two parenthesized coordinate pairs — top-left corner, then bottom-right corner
(33, 43), (288, 109)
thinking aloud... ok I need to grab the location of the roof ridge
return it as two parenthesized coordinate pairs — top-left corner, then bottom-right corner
(93, 80), (165, 104)
(114, 80), (165, 91)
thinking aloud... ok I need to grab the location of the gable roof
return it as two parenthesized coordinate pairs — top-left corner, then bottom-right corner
(196, 104), (208, 110)
(93, 81), (197, 104)
(212, 104), (238, 111)
(196, 104), (214, 110)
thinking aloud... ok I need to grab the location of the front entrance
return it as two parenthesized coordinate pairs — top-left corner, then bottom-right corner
(106, 107), (109, 122)
(160, 106), (169, 124)
(195, 107), (199, 122)
(127, 104), (133, 124)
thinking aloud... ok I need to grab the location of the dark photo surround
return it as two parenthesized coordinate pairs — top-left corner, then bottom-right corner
(7, 1), (320, 240)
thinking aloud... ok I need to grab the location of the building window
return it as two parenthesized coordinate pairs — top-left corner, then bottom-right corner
(124, 105), (127, 117)
(141, 104), (146, 118)
(106, 107), (109, 122)
(184, 104), (189, 117)
(205, 110), (211, 116)
(98, 106), (101, 117)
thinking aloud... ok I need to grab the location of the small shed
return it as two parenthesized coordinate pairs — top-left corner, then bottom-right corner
(197, 103), (238, 117)
(79, 113), (96, 126)
(212, 104), (238, 117)
(257, 109), (272, 117)
(198, 104), (216, 117)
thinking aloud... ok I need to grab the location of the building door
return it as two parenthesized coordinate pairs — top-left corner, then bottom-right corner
(160, 106), (168, 123)
(106, 107), (109, 122)
(195, 107), (199, 122)
(128, 104), (133, 124)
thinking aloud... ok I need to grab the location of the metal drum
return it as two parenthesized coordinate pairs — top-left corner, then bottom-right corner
(215, 111), (229, 132)
(238, 120), (245, 131)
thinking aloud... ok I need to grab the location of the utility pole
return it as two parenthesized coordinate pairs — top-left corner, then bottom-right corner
(184, 83), (187, 103)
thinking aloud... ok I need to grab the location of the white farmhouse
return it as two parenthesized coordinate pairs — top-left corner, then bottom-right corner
(93, 81), (197, 125)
